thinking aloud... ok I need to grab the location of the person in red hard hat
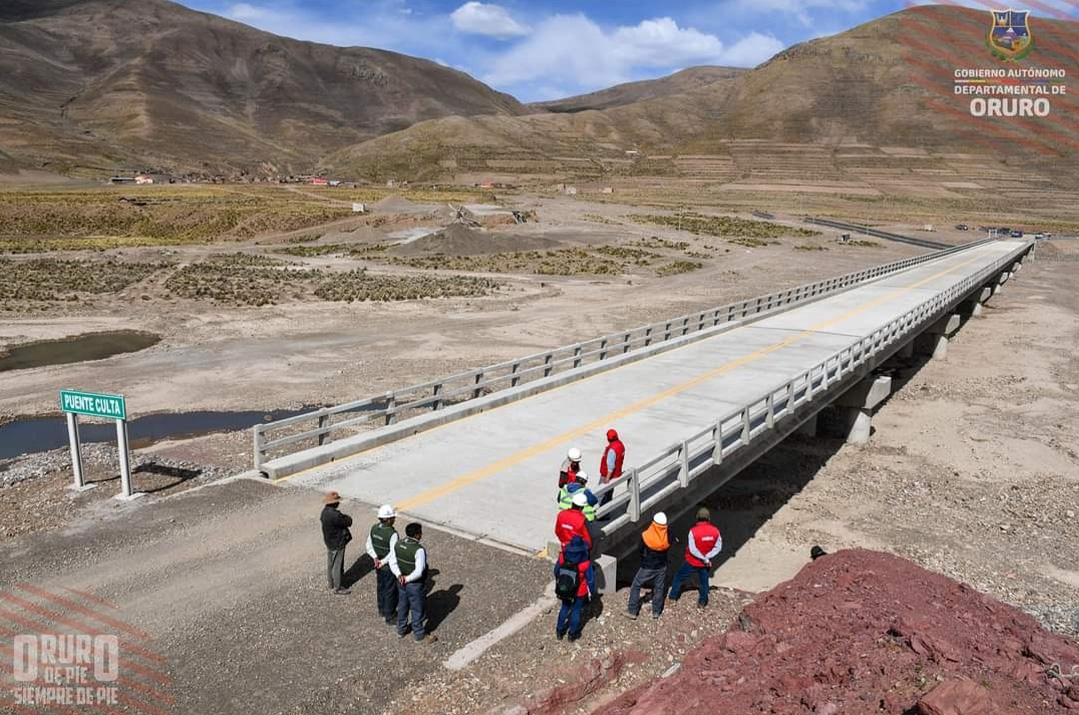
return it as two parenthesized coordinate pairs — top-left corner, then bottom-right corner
(597, 428), (625, 509)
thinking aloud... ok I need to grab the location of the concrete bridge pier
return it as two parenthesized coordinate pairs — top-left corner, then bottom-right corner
(992, 271), (1010, 296)
(828, 374), (892, 444)
(959, 297), (984, 317)
(915, 313), (961, 360)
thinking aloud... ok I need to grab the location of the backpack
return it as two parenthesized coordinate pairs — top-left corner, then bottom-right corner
(554, 561), (580, 601)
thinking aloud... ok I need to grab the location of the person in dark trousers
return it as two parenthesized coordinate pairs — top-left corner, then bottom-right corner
(625, 512), (670, 620)
(390, 522), (438, 643)
(554, 535), (595, 642)
(598, 428), (625, 508)
(320, 491), (353, 595)
(668, 506), (722, 608)
(365, 504), (399, 625)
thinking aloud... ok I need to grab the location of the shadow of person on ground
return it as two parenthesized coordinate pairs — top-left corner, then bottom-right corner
(580, 593), (604, 630)
(426, 583), (463, 633)
(342, 553), (374, 589)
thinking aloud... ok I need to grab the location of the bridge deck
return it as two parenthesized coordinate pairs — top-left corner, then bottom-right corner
(283, 241), (1023, 552)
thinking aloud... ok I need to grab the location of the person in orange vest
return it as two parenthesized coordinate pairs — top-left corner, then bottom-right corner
(625, 512), (670, 620)
(598, 429), (625, 508)
(667, 506), (722, 608)
(554, 492), (592, 549)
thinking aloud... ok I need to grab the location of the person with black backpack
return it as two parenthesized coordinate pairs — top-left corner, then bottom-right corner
(553, 535), (594, 642)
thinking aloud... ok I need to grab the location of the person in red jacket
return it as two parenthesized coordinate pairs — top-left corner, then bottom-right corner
(554, 492), (592, 549)
(554, 536), (595, 641)
(598, 428), (625, 508)
(667, 506), (722, 608)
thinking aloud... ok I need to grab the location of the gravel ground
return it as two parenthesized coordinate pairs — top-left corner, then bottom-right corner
(0, 479), (552, 714)
(377, 582), (754, 715)
(0, 441), (240, 541)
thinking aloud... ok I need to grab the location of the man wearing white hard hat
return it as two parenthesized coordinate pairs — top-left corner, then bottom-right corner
(558, 447), (583, 491)
(366, 504), (399, 625)
(557, 470), (598, 521)
(625, 512), (671, 620)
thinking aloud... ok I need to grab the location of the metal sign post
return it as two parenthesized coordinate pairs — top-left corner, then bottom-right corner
(65, 412), (94, 492)
(59, 389), (142, 501)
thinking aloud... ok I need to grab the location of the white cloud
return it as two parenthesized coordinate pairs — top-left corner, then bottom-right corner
(482, 14), (782, 91)
(227, 2), (265, 21)
(715, 0), (875, 28)
(451, 2), (529, 39)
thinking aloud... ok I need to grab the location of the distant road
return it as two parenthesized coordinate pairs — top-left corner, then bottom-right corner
(805, 217), (951, 250)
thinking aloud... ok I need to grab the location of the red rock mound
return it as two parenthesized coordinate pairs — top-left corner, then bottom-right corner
(599, 549), (1079, 715)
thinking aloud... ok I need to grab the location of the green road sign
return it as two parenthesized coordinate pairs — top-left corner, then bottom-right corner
(59, 390), (126, 421)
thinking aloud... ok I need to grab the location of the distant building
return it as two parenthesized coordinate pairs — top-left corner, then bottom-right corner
(308, 177), (329, 186)
(135, 175), (154, 185)
(109, 176), (136, 184)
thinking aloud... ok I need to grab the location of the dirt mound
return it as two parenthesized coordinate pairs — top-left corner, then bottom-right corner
(600, 549), (1079, 715)
(390, 223), (561, 256)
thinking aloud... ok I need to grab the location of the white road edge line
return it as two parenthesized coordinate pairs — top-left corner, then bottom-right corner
(443, 582), (558, 671)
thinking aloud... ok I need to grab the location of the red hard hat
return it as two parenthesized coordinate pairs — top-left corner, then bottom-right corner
(606, 429), (618, 441)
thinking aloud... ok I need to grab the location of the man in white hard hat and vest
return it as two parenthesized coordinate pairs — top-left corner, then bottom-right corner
(366, 504), (399, 626)
(557, 471), (598, 521)
(625, 512), (671, 620)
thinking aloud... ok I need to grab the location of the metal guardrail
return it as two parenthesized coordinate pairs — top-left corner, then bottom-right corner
(253, 238), (992, 470)
(806, 217), (951, 250)
(591, 240), (1032, 538)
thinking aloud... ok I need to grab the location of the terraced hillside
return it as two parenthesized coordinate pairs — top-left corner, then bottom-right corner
(329, 5), (1079, 188)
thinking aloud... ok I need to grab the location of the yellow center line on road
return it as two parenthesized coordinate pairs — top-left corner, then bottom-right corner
(387, 251), (985, 512)
(275, 250), (986, 512)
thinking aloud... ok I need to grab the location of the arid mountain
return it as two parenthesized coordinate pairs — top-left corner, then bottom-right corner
(0, 0), (527, 175)
(529, 66), (745, 114)
(329, 5), (1079, 182)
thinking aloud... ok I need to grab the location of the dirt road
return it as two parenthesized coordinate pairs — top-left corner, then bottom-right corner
(0, 479), (551, 714)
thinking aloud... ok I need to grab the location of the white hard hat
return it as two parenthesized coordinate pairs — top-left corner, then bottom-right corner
(377, 504), (397, 519)
(575, 471), (589, 483)
(653, 512), (668, 526)
(567, 447), (582, 461)
(572, 492), (589, 507)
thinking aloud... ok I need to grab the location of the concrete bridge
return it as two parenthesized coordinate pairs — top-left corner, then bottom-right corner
(264, 239), (1032, 574)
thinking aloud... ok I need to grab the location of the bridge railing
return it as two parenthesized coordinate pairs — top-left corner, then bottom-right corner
(253, 238), (990, 470)
(592, 240), (1031, 536)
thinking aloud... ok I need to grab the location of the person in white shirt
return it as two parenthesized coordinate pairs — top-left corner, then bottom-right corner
(365, 504), (400, 625)
(389, 522), (437, 643)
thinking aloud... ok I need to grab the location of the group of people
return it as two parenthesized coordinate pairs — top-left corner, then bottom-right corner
(551, 428), (723, 640)
(318, 425), (724, 646)
(320, 492), (438, 644)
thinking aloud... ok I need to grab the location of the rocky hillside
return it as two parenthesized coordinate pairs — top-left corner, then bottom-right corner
(330, 5), (1079, 180)
(530, 66), (745, 114)
(0, 0), (528, 175)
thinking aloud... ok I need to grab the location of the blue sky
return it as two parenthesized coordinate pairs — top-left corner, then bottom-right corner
(174, 1), (1079, 101)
